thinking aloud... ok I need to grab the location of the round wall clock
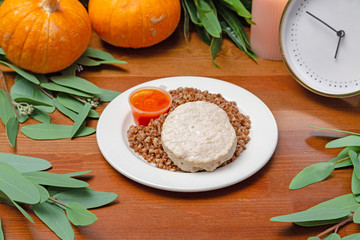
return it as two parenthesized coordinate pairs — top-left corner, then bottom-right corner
(280, 0), (360, 97)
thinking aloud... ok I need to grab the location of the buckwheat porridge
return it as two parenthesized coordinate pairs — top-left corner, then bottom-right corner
(127, 87), (251, 172)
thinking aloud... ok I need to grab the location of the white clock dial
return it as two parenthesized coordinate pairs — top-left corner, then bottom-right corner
(280, 0), (360, 97)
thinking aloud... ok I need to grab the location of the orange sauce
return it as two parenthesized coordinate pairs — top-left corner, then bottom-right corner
(129, 87), (171, 126)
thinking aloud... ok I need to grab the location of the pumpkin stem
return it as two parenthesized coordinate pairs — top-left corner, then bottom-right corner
(41, 0), (59, 13)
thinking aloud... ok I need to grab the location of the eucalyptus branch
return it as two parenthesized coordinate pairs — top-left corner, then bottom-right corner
(72, 95), (100, 108)
(316, 215), (354, 238)
(0, 69), (18, 117)
(0, 153), (118, 238)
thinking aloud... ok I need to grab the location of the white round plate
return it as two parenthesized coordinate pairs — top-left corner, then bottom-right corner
(96, 76), (278, 192)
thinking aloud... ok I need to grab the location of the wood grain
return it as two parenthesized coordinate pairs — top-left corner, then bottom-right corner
(1, 27), (360, 240)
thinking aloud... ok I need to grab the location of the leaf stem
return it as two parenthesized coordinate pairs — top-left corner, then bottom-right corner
(333, 156), (350, 165)
(316, 215), (353, 238)
(48, 196), (67, 207)
(0, 70), (18, 117)
(38, 86), (54, 100)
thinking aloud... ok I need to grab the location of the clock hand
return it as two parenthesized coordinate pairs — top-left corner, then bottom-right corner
(334, 30), (345, 59)
(306, 11), (346, 59)
(306, 11), (338, 33)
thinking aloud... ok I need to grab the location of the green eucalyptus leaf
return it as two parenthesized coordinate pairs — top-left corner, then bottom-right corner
(10, 75), (35, 98)
(97, 59), (127, 65)
(13, 95), (52, 107)
(183, 0), (202, 25)
(181, 0), (190, 42)
(57, 93), (99, 118)
(219, 17), (246, 51)
(0, 152), (51, 173)
(0, 61), (39, 84)
(12, 199), (35, 223)
(70, 102), (91, 138)
(0, 88), (16, 125)
(60, 63), (77, 76)
(309, 126), (360, 136)
(54, 188), (118, 209)
(0, 162), (40, 204)
(339, 146), (360, 157)
(76, 56), (99, 66)
(33, 201), (75, 240)
(31, 108), (51, 124)
(0, 190), (12, 206)
(220, 19), (257, 60)
(77, 56), (127, 66)
(62, 170), (92, 178)
(353, 206), (360, 224)
(34, 184), (50, 203)
(295, 217), (348, 227)
(352, 170), (360, 195)
(326, 136), (360, 148)
(308, 237), (320, 240)
(82, 47), (116, 61)
(95, 89), (121, 102)
(270, 208), (351, 223)
(11, 75), (55, 113)
(21, 123), (95, 140)
(33, 95), (55, 114)
(65, 202), (97, 226)
(35, 105), (55, 114)
(308, 194), (360, 212)
(195, 25), (212, 45)
(40, 82), (93, 98)
(343, 233), (360, 239)
(0, 189), (35, 223)
(217, 4), (250, 50)
(52, 99), (77, 121)
(0, 219), (3, 240)
(23, 171), (89, 188)
(354, 194), (360, 203)
(196, 0), (222, 38)
(6, 117), (18, 147)
(50, 75), (102, 95)
(0, 153), (51, 173)
(0, 47), (4, 55)
(349, 150), (360, 179)
(34, 74), (49, 83)
(220, 0), (252, 18)
(210, 36), (222, 68)
(322, 233), (341, 240)
(16, 112), (29, 123)
(289, 162), (335, 190)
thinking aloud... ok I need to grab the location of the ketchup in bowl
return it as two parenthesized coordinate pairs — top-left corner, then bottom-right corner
(129, 87), (172, 126)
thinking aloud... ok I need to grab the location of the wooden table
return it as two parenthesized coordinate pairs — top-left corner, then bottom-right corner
(1, 27), (360, 240)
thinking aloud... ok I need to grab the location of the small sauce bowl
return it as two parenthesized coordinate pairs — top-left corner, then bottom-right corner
(128, 86), (172, 126)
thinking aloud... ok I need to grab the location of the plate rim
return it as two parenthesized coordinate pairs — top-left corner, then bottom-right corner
(96, 76), (278, 192)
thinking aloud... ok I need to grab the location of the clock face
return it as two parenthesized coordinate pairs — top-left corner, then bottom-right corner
(280, 0), (360, 97)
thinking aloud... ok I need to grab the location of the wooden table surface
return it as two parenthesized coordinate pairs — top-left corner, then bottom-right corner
(1, 27), (360, 240)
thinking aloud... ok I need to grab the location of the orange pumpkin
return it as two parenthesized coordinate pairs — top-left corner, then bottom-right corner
(0, 0), (92, 74)
(88, 0), (181, 48)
